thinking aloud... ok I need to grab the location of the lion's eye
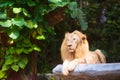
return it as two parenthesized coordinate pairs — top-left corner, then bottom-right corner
(73, 38), (76, 40)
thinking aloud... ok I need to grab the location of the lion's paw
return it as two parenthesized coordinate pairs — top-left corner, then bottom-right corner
(67, 65), (75, 71)
(62, 60), (70, 75)
(62, 66), (69, 76)
(62, 69), (69, 76)
(68, 63), (77, 71)
(68, 60), (78, 71)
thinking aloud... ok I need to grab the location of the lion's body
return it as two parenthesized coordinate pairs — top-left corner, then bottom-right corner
(61, 30), (106, 75)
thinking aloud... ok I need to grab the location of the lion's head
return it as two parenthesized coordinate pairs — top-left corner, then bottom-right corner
(61, 30), (89, 61)
(66, 32), (81, 53)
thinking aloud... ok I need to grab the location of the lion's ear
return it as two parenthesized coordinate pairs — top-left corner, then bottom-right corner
(82, 34), (87, 44)
(65, 32), (70, 38)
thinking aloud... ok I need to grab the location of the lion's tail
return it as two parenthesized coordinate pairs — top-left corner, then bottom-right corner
(95, 49), (106, 63)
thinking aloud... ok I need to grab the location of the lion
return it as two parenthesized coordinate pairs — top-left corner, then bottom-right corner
(61, 30), (106, 75)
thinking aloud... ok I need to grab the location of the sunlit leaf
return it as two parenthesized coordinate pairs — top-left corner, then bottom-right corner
(0, 13), (7, 19)
(48, 0), (62, 3)
(57, 2), (68, 7)
(0, 71), (6, 79)
(11, 64), (19, 72)
(8, 31), (19, 39)
(1, 64), (9, 71)
(22, 8), (31, 17)
(36, 35), (45, 40)
(33, 45), (41, 52)
(0, 20), (11, 27)
(24, 20), (38, 29)
(11, 18), (25, 27)
(48, 0), (69, 7)
(13, 8), (22, 14)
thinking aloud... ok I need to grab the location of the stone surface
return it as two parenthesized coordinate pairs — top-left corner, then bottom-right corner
(37, 73), (54, 80)
(52, 63), (120, 80)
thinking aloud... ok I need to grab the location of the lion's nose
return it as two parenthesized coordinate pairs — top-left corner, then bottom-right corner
(68, 44), (72, 47)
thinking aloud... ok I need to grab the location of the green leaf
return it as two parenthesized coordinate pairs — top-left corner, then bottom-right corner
(18, 56), (28, 69)
(23, 38), (30, 44)
(9, 47), (15, 54)
(11, 64), (19, 72)
(8, 31), (19, 39)
(36, 35), (45, 40)
(0, 13), (7, 19)
(1, 64), (10, 71)
(39, 5), (48, 15)
(24, 20), (38, 29)
(5, 55), (13, 65)
(14, 55), (21, 63)
(70, 9), (79, 18)
(68, 2), (88, 31)
(22, 8), (31, 17)
(23, 49), (29, 54)
(0, 71), (6, 79)
(33, 45), (41, 52)
(16, 48), (23, 55)
(13, 8), (22, 14)
(0, 1), (14, 7)
(77, 9), (88, 31)
(11, 18), (25, 27)
(27, 1), (36, 6)
(48, 0), (62, 3)
(49, 0), (69, 7)
(56, 2), (68, 7)
(68, 2), (77, 11)
(0, 20), (11, 27)
(28, 48), (33, 52)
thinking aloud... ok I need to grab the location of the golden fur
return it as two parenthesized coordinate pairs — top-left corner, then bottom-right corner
(61, 30), (106, 75)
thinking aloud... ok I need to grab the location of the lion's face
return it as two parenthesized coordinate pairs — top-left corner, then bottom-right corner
(66, 33), (81, 53)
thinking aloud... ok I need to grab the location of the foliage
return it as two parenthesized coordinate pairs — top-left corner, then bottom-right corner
(0, 0), (88, 79)
(68, 2), (88, 30)
(0, 0), (55, 79)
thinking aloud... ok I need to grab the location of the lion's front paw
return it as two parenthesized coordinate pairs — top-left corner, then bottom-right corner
(67, 65), (75, 71)
(68, 59), (79, 71)
(62, 68), (69, 76)
(62, 60), (70, 75)
(62, 65), (69, 76)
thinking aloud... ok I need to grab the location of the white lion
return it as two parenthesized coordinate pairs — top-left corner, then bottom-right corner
(61, 30), (106, 75)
